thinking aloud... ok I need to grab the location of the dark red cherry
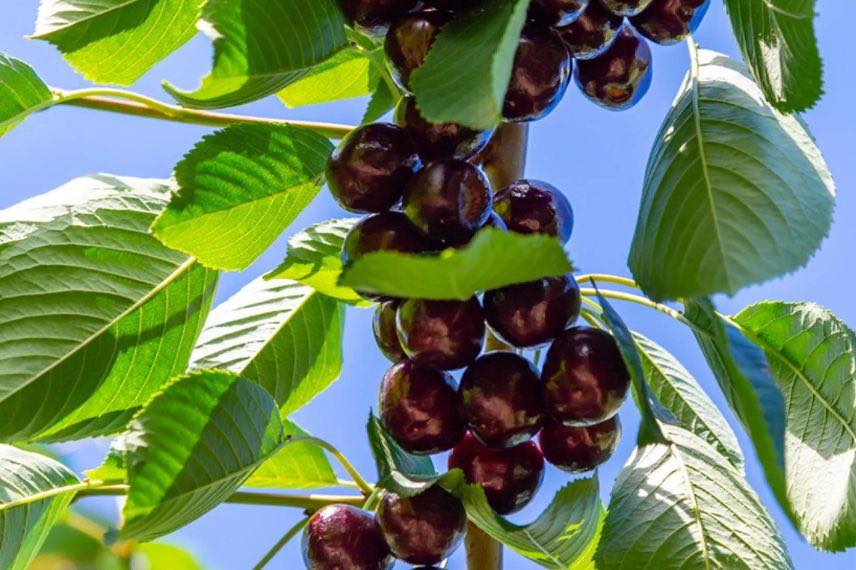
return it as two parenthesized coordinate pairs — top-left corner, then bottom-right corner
(483, 274), (581, 348)
(403, 159), (492, 242)
(556, 0), (623, 60)
(395, 96), (494, 161)
(377, 486), (467, 564)
(302, 504), (393, 569)
(529, 0), (590, 27)
(541, 326), (631, 426)
(379, 360), (466, 454)
(630, 0), (710, 45)
(448, 434), (544, 514)
(397, 297), (486, 370)
(374, 300), (406, 361)
(600, 0), (653, 16)
(385, 9), (450, 92)
(503, 25), (572, 123)
(327, 123), (420, 213)
(574, 25), (653, 110)
(460, 352), (544, 448)
(493, 180), (574, 243)
(540, 415), (621, 472)
(422, 0), (480, 10)
(338, 0), (419, 34)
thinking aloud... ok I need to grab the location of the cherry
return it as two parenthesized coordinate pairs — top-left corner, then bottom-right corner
(395, 95), (494, 161)
(302, 504), (392, 569)
(540, 415), (621, 472)
(503, 25), (572, 123)
(541, 326), (630, 426)
(448, 433), (544, 514)
(397, 297), (486, 370)
(574, 25), (653, 110)
(529, 0), (590, 27)
(327, 123), (420, 213)
(422, 0), (480, 10)
(493, 180), (574, 243)
(338, 0), (419, 34)
(385, 9), (450, 92)
(460, 352), (544, 448)
(379, 360), (466, 454)
(556, 0), (623, 60)
(403, 159), (492, 242)
(483, 274), (581, 348)
(377, 486), (467, 564)
(600, 0), (653, 16)
(374, 300), (406, 361)
(630, 0), (710, 45)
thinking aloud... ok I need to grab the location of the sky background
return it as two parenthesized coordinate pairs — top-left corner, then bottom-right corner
(2, 1), (855, 568)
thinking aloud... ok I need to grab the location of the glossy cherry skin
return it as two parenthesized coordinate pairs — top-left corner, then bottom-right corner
(338, 0), (419, 34)
(374, 300), (406, 361)
(574, 25), (653, 110)
(397, 297), (486, 370)
(556, 0), (623, 60)
(422, 0), (480, 10)
(529, 0), (590, 27)
(483, 274), (581, 348)
(403, 159), (492, 242)
(541, 326), (631, 426)
(386, 9), (450, 92)
(395, 95), (494, 161)
(302, 504), (393, 569)
(493, 180), (574, 244)
(630, 0), (710, 45)
(600, 0), (653, 16)
(379, 360), (466, 454)
(540, 415), (621, 472)
(460, 352), (545, 448)
(503, 25), (572, 123)
(448, 433), (545, 514)
(377, 486), (467, 564)
(327, 123), (420, 213)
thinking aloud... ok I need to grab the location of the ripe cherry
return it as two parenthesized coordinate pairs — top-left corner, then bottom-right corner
(600, 0), (653, 16)
(541, 326), (631, 426)
(483, 274), (581, 348)
(574, 25), (653, 110)
(403, 159), (492, 242)
(529, 0), (590, 27)
(327, 123), (420, 213)
(379, 360), (466, 454)
(556, 0), (623, 60)
(374, 300), (406, 361)
(302, 504), (392, 569)
(395, 95), (494, 161)
(397, 297), (486, 370)
(385, 9), (451, 92)
(448, 433), (544, 514)
(630, 0), (710, 45)
(493, 180), (574, 243)
(422, 0), (479, 10)
(539, 415), (621, 472)
(503, 25), (572, 123)
(460, 352), (544, 448)
(338, 0), (419, 34)
(377, 486), (467, 564)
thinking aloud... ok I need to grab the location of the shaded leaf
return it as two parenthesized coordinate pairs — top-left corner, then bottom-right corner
(0, 53), (52, 138)
(366, 413), (439, 498)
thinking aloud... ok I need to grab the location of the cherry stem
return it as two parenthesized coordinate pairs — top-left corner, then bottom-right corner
(252, 516), (309, 570)
(300, 436), (376, 496)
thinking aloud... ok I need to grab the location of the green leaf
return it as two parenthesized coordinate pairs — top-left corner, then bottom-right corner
(190, 277), (344, 415)
(597, 425), (792, 569)
(733, 302), (856, 551)
(0, 445), (80, 570)
(366, 413), (439, 497)
(723, 0), (823, 113)
(628, 50), (835, 301)
(32, 0), (205, 86)
(120, 370), (285, 541)
(151, 123), (333, 271)
(266, 218), (365, 304)
(362, 78), (396, 124)
(245, 419), (337, 489)
(0, 175), (218, 443)
(340, 228), (573, 300)
(164, 0), (348, 108)
(410, 0), (530, 130)
(277, 49), (376, 108)
(0, 53), (52, 138)
(132, 542), (203, 570)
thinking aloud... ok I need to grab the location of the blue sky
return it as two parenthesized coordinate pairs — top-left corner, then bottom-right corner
(2, 1), (855, 568)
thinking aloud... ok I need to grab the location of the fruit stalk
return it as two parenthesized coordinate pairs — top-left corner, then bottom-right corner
(466, 522), (504, 570)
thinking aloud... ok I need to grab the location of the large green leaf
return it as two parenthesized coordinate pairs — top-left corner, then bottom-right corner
(32, 0), (205, 85)
(0, 175), (218, 443)
(244, 419), (337, 490)
(734, 302), (856, 551)
(120, 370), (285, 541)
(411, 0), (530, 130)
(0, 53), (52, 138)
(723, 0), (823, 113)
(190, 277), (344, 415)
(164, 0), (348, 108)
(628, 50), (835, 301)
(339, 228), (572, 300)
(151, 123), (333, 271)
(597, 425), (792, 569)
(0, 446), (80, 570)
(277, 49), (376, 108)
